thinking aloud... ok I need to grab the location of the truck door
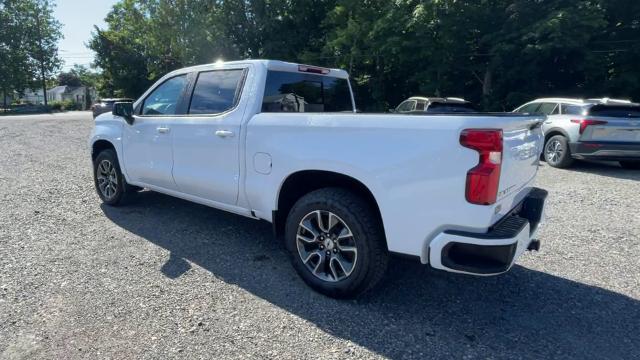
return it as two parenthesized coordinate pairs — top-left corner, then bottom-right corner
(122, 74), (188, 190)
(170, 66), (249, 205)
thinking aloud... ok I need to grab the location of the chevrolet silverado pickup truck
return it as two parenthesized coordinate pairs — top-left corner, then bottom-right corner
(90, 60), (547, 298)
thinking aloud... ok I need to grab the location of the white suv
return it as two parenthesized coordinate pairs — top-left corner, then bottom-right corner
(514, 98), (640, 169)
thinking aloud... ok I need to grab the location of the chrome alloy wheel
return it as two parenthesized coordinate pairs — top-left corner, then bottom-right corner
(545, 139), (563, 164)
(296, 210), (358, 282)
(96, 159), (118, 200)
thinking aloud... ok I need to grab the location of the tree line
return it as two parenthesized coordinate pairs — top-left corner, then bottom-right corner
(0, 0), (61, 108)
(88, 0), (640, 111)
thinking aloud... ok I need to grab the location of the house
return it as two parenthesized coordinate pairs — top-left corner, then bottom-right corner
(2, 93), (12, 108)
(46, 86), (97, 110)
(19, 89), (45, 104)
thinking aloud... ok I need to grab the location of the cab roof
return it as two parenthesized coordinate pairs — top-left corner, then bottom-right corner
(171, 59), (350, 79)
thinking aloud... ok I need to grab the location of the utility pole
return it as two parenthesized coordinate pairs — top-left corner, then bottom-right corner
(34, 3), (48, 107)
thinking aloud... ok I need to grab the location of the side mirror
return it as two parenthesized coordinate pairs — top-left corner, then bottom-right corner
(113, 102), (134, 124)
(388, 108), (396, 113)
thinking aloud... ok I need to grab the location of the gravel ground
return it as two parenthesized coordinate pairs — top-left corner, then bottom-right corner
(0, 112), (638, 359)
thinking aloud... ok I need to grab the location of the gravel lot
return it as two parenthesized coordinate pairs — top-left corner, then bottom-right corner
(1, 112), (638, 359)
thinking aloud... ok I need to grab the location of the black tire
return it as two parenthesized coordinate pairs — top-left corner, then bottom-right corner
(284, 188), (389, 299)
(544, 135), (574, 168)
(620, 161), (640, 170)
(93, 149), (136, 206)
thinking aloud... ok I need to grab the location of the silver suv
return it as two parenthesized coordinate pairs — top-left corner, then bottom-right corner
(393, 97), (476, 113)
(514, 98), (640, 169)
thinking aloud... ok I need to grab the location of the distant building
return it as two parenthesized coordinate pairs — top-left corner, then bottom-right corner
(20, 89), (45, 104)
(46, 86), (97, 110)
(2, 94), (12, 107)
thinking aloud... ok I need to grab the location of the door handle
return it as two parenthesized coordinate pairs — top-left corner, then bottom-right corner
(215, 130), (235, 138)
(157, 126), (170, 134)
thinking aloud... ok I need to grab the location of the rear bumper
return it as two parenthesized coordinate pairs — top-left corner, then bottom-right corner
(428, 187), (547, 275)
(570, 142), (640, 161)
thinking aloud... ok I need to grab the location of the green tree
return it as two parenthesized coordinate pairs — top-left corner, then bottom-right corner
(0, 0), (62, 109)
(56, 64), (99, 88)
(88, 0), (640, 110)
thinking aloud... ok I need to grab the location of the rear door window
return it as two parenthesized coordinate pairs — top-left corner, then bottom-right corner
(537, 103), (558, 115)
(188, 69), (245, 114)
(517, 103), (541, 114)
(261, 71), (353, 113)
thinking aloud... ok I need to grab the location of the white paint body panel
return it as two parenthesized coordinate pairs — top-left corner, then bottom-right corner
(90, 59), (544, 268)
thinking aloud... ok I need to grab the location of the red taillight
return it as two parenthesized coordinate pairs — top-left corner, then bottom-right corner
(570, 119), (608, 134)
(460, 129), (503, 205)
(298, 65), (330, 74)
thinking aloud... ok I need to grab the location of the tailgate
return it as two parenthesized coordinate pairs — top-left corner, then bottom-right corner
(582, 105), (640, 143)
(498, 121), (543, 200)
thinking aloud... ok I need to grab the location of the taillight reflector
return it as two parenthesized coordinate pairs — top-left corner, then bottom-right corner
(570, 119), (608, 134)
(298, 65), (330, 74)
(460, 129), (503, 205)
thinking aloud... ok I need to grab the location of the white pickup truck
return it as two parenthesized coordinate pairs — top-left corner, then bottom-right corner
(90, 60), (547, 298)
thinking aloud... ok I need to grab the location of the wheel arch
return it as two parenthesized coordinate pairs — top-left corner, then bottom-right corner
(91, 139), (116, 162)
(544, 127), (570, 144)
(272, 170), (385, 240)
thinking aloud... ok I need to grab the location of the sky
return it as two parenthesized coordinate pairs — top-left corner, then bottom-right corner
(54, 0), (120, 71)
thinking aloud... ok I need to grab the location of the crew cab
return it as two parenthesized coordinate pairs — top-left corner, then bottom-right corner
(90, 60), (547, 298)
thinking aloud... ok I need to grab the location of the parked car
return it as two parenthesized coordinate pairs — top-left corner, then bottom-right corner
(90, 60), (547, 298)
(91, 98), (134, 118)
(393, 97), (476, 113)
(514, 98), (640, 169)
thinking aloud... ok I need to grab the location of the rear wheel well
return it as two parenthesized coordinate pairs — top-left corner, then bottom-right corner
(273, 170), (384, 239)
(542, 131), (566, 159)
(545, 131), (565, 142)
(92, 140), (115, 162)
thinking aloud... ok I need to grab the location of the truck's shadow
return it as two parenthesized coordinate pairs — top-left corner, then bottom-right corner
(101, 192), (639, 359)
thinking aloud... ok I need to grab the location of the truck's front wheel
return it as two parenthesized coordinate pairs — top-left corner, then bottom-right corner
(93, 149), (137, 206)
(284, 188), (388, 298)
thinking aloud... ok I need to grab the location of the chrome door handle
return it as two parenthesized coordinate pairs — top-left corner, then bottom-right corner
(215, 130), (234, 138)
(157, 127), (170, 134)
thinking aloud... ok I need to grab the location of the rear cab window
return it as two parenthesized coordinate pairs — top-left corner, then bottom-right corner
(188, 69), (245, 114)
(262, 71), (353, 113)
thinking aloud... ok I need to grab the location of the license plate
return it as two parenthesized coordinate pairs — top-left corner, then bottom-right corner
(593, 128), (640, 142)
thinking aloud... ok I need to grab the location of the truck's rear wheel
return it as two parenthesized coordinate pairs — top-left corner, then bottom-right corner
(93, 149), (136, 206)
(284, 188), (388, 298)
(544, 135), (574, 168)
